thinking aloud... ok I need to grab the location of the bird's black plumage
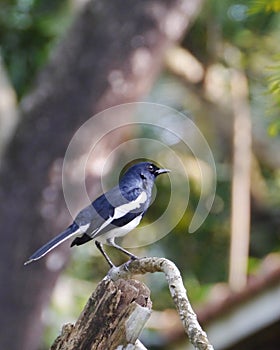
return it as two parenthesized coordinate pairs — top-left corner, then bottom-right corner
(24, 162), (170, 266)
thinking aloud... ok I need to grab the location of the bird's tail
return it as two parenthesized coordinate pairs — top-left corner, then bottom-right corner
(24, 223), (80, 265)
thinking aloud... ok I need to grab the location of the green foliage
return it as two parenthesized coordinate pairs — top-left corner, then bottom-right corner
(0, 0), (72, 98)
(267, 58), (280, 136)
(248, 0), (280, 15)
(3, 0), (279, 347)
(247, 1), (280, 135)
(247, 256), (261, 274)
(188, 0), (280, 136)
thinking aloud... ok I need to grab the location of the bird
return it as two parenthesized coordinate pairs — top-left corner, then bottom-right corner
(24, 162), (170, 267)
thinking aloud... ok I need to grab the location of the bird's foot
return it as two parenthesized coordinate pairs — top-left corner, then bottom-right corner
(123, 255), (139, 271)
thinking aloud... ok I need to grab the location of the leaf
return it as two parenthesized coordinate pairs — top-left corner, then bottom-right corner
(248, 0), (280, 14)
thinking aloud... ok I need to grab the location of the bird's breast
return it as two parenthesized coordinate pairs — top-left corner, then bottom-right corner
(97, 215), (143, 243)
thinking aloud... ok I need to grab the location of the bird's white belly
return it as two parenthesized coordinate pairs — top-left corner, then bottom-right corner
(98, 215), (142, 243)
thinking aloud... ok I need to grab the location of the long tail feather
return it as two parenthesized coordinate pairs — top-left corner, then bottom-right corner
(24, 223), (80, 265)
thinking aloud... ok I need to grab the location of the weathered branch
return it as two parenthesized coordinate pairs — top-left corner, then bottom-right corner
(108, 257), (214, 350)
(51, 278), (151, 350)
(51, 257), (213, 350)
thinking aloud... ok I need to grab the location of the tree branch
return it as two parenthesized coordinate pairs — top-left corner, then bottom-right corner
(51, 278), (151, 350)
(51, 257), (213, 350)
(108, 257), (214, 350)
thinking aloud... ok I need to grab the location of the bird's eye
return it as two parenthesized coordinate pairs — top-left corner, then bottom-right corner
(147, 164), (154, 172)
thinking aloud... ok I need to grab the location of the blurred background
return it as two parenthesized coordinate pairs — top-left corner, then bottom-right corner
(0, 0), (280, 349)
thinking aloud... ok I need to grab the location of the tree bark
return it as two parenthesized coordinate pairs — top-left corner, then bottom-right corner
(0, 1), (202, 349)
(50, 258), (213, 350)
(108, 258), (213, 350)
(50, 278), (151, 350)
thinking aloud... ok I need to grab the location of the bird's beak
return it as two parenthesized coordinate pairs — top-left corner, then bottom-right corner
(155, 168), (171, 176)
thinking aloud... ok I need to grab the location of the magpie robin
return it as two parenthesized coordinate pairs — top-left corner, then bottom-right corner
(24, 162), (170, 267)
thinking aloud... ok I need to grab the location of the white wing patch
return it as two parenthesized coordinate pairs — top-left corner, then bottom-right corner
(91, 215), (114, 236)
(114, 191), (147, 219)
(91, 191), (147, 238)
(79, 223), (90, 233)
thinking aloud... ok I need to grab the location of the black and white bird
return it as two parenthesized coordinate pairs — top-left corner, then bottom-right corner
(24, 162), (170, 267)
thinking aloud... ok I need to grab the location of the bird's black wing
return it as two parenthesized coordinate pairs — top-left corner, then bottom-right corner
(73, 186), (147, 242)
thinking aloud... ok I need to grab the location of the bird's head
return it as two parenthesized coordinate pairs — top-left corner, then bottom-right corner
(120, 162), (170, 192)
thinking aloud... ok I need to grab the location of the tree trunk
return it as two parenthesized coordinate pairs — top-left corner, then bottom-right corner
(50, 278), (151, 350)
(0, 1), (202, 349)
